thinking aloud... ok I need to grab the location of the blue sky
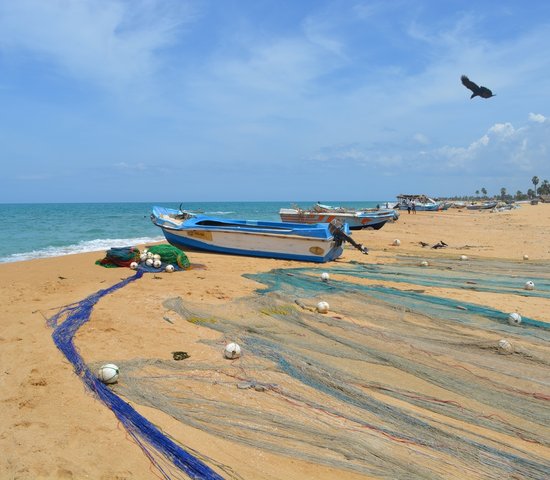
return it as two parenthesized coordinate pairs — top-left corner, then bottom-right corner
(1, 0), (549, 203)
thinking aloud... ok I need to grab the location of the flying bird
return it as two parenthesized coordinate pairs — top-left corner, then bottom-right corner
(461, 75), (495, 99)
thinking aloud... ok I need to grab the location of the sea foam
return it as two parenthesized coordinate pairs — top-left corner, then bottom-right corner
(2, 236), (164, 263)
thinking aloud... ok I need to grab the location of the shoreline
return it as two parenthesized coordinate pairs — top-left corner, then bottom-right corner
(1, 205), (549, 479)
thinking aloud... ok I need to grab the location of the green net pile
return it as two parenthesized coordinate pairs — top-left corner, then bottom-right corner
(147, 244), (191, 269)
(95, 246), (140, 268)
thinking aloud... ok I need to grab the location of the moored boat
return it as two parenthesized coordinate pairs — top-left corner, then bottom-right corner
(466, 201), (498, 210)
(394, 194), (441, 211)
(151, 206), (366, 263)
(279, 203), (396, 230)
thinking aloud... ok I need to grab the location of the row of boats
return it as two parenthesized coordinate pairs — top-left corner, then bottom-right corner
(151, 202), (396, 264)
(149, 195), (501, 264)
(393, 194), (498, 211)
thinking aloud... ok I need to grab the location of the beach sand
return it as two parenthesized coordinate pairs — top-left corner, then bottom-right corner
(1, 204), (549, 479)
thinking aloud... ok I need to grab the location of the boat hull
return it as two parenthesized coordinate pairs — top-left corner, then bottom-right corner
(466, 202), (498, 210)
(279, 208), (392, 230)
(160, 228), (343, 262)
(152, 207), (345, 263)
(394, 194), (441, 211)
(396, 203), (440, 211)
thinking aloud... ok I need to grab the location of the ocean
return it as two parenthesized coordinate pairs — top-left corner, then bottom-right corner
(0, 201), (386, 263)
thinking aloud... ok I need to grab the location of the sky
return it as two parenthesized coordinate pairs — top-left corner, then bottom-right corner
(1, 0), (549, 203)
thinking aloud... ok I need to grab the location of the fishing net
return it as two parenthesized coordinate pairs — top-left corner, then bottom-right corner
(95, 246), (140, 268)
(147, 244), (191, 269)
(350, 255), (550, 299)
(95, 244), (191, 272)
(49, 257), (550, 479)
(47, 271), (225, 480)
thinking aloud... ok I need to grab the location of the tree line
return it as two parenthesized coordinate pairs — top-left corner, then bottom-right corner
(496, 176), (550, 201)
(442, 176), (550, 201)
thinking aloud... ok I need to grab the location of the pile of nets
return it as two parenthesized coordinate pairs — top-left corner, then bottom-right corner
(95, 246), (140, 268)
(147, 245), (191, 270)
(95, 244), (191, 272)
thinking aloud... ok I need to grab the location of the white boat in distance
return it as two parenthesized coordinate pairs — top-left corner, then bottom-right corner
(394, 194), (442, 211)
(151, 206), (367, 263)
(279, 203), (398, 230)
(466, 201), (498, 210)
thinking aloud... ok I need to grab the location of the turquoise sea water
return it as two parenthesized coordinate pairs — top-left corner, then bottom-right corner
(0, 201), (385, 263)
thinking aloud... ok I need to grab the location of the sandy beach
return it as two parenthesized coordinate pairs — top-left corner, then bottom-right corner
(1, 204), (549, 479)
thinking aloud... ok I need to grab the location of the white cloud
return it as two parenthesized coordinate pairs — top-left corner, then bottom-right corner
(413, 133), (430, 145)
(310, 143), (405, 169)
(16, 173), (52, 181)
(0, 0), (196, 90)
(488, 123), (515, 138)
(311, 115), (549, 181)
(435, 118), (548, 173)
(114, 161), (147, 171)
(302, 16), (345, 57)
(209, 34), (343, 97)
(529, 113), (546, 123)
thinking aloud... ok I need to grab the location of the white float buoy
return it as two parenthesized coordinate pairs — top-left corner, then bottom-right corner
(524, 281), (535, 291)
(321, 272), (330, 282)
(145, 258), (154, 267)
(419, 260), (429, 267)
(224, 342), (241, 359)
(497, 339), (513, 353)
(146, 251), (153, 258)
(393, 239), (401, 246)
(523, 254), (529, 260)
(460, 255), (468, 261)
(508, 312), (522, 325)
(316, 301), (330, 313)
(153, 254), (161, 261)
(165, 264), (175, 273)
(98, 364), (119, 384)
(153, 259), (162, 269)
(140, 253), (147, 262)
(130, 261), (138, 270)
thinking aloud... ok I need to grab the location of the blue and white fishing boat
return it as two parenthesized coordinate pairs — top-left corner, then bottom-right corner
(151, 206), (366, 263)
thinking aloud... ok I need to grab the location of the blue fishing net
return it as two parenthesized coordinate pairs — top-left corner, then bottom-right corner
(47, 271), (224, 480)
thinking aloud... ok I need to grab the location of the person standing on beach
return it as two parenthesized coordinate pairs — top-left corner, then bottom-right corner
(407, 201), (411, 214)
(412, 201), (416, 214)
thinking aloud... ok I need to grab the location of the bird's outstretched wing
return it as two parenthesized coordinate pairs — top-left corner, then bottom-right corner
(461, 75), (479, 93)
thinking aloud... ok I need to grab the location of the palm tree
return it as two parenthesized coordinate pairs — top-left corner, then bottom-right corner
(481, 187), (487, 197)
(475, 190), (480, 197)
(500, 187), (507, 200)
(532, 176), (539, 196)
